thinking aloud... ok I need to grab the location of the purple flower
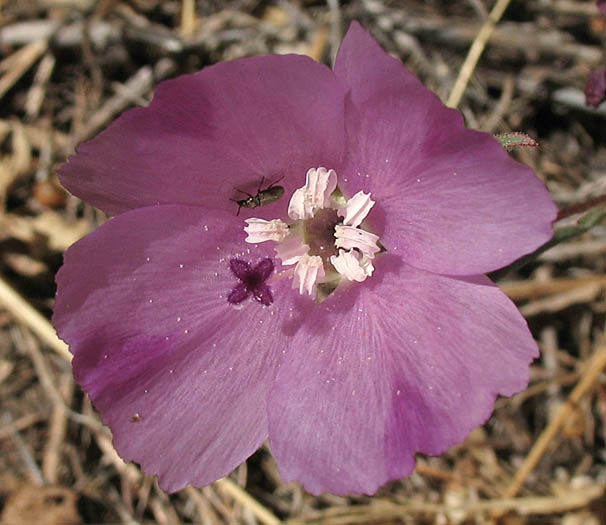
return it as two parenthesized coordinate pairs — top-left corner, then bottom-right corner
(585, 69), (606, 108)
(53, 22), (557, 495)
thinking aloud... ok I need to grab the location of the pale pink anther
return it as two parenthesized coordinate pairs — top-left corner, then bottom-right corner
(244, 218), (289, 243)
(334, 225), (380, 258)
(293, 254), (325, 297)
(248, 169), (380, 296)
(338, 190), (375, 227)
(330, 249), (374, 282)
(288, 167), (337, 220)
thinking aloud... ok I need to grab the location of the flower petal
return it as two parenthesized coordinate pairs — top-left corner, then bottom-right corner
(334, 22), (433, 107)
(59, 55), (345, 217)
(267, 257), (538, 495)
(334, 22), (556, 274)
(53, 205), (300, 492)
(585, 69), (606, 108)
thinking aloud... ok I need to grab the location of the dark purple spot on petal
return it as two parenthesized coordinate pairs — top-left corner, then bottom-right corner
(254, 258), (274, 281)
(252, 283), (273, 306)
(228, 281), (250, 305)
(230, 258), (251, 279)
(228, 257), (275, 306)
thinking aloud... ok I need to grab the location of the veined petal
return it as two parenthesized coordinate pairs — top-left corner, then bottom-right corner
(244, 218), (289, 243)
(53, 205), (302, 492)
(334, 225), (380, 258)
(330, 249), (374, 282)
(59, 55), (346, 218)
(293, 254), (325, 297)
(338, 191), (375, 227)
(268, 258), (539, 496)
(334, 22), (556, 274)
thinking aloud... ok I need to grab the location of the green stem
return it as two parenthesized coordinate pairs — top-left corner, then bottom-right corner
(557, 194), (606, 221)
(490, 206), (606, 281)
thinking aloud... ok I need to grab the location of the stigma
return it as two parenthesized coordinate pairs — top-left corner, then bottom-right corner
(243, 167), (381, 301)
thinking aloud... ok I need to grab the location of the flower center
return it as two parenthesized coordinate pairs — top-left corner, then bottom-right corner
(302, 208), (340, 260)
(242, 167), (382, 302)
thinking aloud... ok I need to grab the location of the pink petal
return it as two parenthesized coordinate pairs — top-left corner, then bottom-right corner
(267, 257), (538, 495)
(59, 55), (345, 217)
(53, 205), (307, 492)
(334, 22), (557, 274)
(585, 69), (606, 108)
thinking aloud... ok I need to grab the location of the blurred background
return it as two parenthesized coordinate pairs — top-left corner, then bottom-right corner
(0, 0), (605, 523)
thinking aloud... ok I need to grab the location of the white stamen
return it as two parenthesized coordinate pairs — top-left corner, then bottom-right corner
(334, 225), (380, 258)
(338, 191), (375, 228)
(293, 254), (325, 297)
(288, 167), (337, 220)
(331, 249), (374, 282)
(275, 235), (309, 265)
(244, 218), (289, 243)
(240, 168), (382, 300)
